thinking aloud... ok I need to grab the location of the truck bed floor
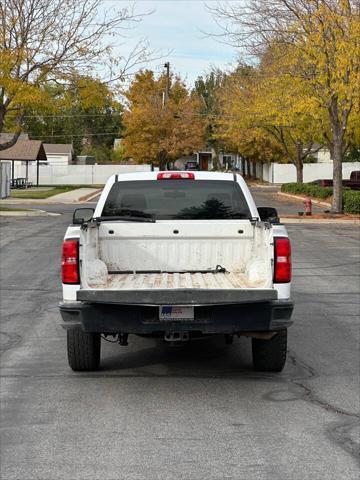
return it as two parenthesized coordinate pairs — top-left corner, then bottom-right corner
(102, 272), (267, 290)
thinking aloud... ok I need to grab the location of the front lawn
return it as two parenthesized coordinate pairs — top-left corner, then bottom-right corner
(10, 185), (102, 199)
(10, 186), (76, 199)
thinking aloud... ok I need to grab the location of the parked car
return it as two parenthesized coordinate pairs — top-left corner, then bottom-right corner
(313, 170), (360, 190)
(185, 161), (200, 170)
(59, 171), (294, 372)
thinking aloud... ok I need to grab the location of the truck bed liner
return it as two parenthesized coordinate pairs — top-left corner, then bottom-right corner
(100, 272), (267, 290)
(78, 272), (277, 305)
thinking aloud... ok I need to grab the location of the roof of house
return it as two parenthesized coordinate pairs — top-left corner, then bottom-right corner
(43, 143), (73, 155)
(0, 140), (47, 161)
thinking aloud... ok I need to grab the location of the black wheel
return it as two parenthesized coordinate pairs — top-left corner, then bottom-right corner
(67, 328), (101, 371)
(252, 329), (287, 372)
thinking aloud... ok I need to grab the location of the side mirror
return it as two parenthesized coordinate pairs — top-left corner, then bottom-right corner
(73, 207), (94, 225)
(257, 207), (280, 224)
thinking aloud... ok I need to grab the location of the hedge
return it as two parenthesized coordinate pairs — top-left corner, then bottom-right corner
(281, 183), (360, 214)
(343, 190), (360, 214)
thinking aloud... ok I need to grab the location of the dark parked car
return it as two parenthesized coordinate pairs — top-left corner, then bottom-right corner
(313, 171), (360, 190)
(185, 161), (200, 171)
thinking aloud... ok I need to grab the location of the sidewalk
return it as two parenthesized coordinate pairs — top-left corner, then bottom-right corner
(0, 188), (102, 205)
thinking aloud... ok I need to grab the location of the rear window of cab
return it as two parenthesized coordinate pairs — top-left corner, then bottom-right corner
(102, 180), (251, 220)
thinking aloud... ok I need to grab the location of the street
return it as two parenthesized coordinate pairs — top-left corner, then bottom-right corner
(0, 192), (359, 480)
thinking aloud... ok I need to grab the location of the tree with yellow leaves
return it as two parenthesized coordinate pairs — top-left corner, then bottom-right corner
(122, 70), (206, 169)
(249, 48), (324, 183)
(216, 64), (304, 177)
(0, 0), (151, 150)
(209, 0), (360, 211)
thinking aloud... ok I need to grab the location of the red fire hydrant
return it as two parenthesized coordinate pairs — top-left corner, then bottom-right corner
(304, 197), (312, 216)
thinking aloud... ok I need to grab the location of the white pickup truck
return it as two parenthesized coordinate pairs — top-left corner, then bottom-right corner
(59, 171), (293, 372)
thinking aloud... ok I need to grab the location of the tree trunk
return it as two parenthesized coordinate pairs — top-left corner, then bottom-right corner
(241, 157), (245, 176)
(211, 147), (219, 171)
(295, 141), (304, 183)
(296, 162), (303, 183)
(259, 161), (264, 181)
(331, 136), (343, 213)
(0, 130), (21, 151)
(158, 151), (167, 170)
(0, 104), (4, 132)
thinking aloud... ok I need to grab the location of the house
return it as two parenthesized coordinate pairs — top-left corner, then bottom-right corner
(43, 144), (73, 165)
(0, 139), (47, 185)
(315, 147), (331, 163)
(174, 150), (240, 171)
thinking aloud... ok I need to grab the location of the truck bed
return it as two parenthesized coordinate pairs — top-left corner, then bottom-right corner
(77, 272), (277, 305)
(105, 271), (265, 289)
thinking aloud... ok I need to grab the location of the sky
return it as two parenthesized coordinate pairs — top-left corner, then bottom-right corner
(104, 0), (238, 86)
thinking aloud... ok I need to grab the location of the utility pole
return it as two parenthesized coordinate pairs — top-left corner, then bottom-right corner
(164, 62), (170, 104)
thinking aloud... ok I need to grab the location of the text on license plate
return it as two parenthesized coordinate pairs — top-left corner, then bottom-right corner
(159, 306), (194, 321)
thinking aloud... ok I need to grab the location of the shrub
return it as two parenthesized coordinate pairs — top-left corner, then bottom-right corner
(281, 183), (360, 214)
(281, 183), (333, 199)
(343, 190), (360, 214)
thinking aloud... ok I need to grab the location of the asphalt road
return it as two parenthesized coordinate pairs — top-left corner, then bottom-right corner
(0, 195), (359, 480)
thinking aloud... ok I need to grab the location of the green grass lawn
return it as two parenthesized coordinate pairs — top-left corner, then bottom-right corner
(10, 185), (103, 199)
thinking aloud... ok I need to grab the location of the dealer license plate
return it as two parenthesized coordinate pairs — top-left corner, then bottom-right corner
(159, 305), (194, 321)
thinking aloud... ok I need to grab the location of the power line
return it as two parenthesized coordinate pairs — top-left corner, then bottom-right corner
(23, 113), (122, 118)
(23, 112), (293, 120)
(29, 132), (121, 138)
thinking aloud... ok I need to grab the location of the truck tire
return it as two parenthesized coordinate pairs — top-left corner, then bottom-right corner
(252, 329), (287, 372)
(67, 328), (101, 371)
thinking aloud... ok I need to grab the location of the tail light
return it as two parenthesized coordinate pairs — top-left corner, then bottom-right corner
(274, 237), (291, 283)
(157, 172), (195, 180)
(61, 239), (79, 284)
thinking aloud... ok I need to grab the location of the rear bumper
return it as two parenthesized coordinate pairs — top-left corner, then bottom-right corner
(76, 287), (277, 305)
(59, 300), (294, 334)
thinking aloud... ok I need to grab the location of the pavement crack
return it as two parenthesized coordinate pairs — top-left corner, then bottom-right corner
(327, 421), (360, 460)
(274, 352), (360, 462)
(287, 353), (360, 420)
(0, 331), (22, 352)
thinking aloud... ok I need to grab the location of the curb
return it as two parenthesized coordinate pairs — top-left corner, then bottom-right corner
(78, 188), (103, 202)
(0, 209), (61, 217)
(0, 199), (61, 205)
(278, 191), (331, 207)
(281, 218), (360, 225)
(250, 183), (280, 188)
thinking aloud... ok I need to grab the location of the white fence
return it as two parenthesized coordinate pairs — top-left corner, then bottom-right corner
(11, 163), (153, 185)
(6, 160), (360, 186)
(253, 161), (360, 184)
